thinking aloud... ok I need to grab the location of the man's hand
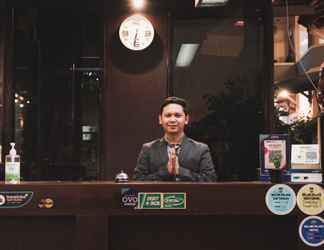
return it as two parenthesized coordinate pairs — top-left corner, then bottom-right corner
(167, 148), (177, 175)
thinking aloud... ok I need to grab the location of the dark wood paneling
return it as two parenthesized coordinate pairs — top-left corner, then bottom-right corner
(103, 13), (169, 180)
(1, 216), (76, 250)
(0, 182), (317, 250)
(110, 215), (298, 250)
(0, 7), (14, 169)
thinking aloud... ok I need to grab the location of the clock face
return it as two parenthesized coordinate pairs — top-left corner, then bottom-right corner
(119, 14), (155, 51)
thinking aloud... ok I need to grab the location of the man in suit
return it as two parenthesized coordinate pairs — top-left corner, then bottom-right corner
(133, 97), (217, 182)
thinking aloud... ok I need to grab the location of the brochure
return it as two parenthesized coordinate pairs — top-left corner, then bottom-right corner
(259, 134), (290, 182)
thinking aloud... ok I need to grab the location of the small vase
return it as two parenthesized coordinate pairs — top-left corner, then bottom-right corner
(269, 169), (282, 183)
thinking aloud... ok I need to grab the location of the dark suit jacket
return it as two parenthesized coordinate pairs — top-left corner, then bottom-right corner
(133, 136), (217, 182)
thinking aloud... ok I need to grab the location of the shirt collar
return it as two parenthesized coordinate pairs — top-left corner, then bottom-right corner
(160, 135), (187, 146)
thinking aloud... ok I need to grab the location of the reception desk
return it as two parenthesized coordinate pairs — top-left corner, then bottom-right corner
(0, 182), (319, 250)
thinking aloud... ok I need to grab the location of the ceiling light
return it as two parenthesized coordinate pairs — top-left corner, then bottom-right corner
(195, 0), (229, 8)
(131, 0), (146, 11)
(176, 44), (200, 67)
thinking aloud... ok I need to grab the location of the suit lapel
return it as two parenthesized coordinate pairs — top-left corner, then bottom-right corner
(178, 136), (189, 163)
(158, 138), (169, 165)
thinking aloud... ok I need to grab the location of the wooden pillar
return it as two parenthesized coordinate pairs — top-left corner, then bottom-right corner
(263, 0), (274, 132)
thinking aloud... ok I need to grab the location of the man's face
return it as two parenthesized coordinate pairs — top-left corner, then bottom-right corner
(159, 103), (189, 135)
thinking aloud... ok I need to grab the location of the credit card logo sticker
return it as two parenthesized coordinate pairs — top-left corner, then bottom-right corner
(38, 198), (54, 209)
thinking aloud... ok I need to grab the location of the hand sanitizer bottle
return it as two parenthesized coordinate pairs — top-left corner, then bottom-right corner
(5, 142), (20, 184)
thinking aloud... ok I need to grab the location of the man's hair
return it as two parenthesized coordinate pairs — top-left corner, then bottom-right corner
(159, 96), (189, 115)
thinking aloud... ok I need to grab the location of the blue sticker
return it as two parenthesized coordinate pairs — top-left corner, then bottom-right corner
(299, 216), (324, 247)
(265, 184), (296, 215)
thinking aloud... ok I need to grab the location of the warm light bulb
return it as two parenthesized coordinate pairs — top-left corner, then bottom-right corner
(277, 90), (290, 99)
(132, 0), (145, 11)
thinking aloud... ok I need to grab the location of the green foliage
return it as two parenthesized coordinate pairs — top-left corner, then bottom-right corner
(186, 78), (265, 181)
(269, 150), (282, 169)
(273, 110), (316, 144)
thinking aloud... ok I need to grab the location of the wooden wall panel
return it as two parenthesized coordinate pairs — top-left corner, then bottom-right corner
(102, 13), (169, 180)
(0, 6), (14, 167)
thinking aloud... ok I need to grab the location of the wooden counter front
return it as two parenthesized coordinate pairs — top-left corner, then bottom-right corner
(0, 182), (321, 250)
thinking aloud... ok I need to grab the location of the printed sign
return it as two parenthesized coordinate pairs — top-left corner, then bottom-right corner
(299, 216), (324, 247)
(291, 144), (320, 165)
(163, 193), (186, 209)
(0, 191), (33, 208)
(259, 134), (290, 182)
(138, 192), (162, 209)
(297, 184), (324, 215)
(264, 139), (287, 170)
(137, 192), (186, 209)
(265, 184), (296, 215)
(121, 188), (138, 208)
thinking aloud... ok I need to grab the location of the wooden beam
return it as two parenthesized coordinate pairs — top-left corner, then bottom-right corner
(273, 5), (315, 17)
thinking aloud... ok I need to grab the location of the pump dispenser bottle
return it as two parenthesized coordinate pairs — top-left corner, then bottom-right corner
(5, 142), (20, 184)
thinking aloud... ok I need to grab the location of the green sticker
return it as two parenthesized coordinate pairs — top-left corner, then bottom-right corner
(137, 192), (186, 209)
(163, 193), (186, 209)
(138, 193), (162, 209)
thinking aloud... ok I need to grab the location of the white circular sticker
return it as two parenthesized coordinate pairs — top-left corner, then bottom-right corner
(0, 194), (6, 206)
(299, 216), (324, 247)
(297, 184), (324, 215)
(265, 184), (296, 215)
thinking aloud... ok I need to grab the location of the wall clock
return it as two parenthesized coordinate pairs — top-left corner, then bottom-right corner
(119, 14), (155, 51)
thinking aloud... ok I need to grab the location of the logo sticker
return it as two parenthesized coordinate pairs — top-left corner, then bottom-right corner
(137, 192), (186, 209)
(265, 184), (296, 215)
(299, 216), (324, 247)
(121, 188), (138, 208)
(38, 198), (54, 209)
(297, 184), (324, 215)
(163, 193), (186, 209)
(0, 191), (33, 208)
(138, 192), (162, 209)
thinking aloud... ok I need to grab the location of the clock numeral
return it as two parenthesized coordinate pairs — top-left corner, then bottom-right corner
(121, 30), (129, 37)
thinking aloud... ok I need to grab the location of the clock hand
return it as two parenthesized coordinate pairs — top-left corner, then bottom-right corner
(133, 29), (139, 48)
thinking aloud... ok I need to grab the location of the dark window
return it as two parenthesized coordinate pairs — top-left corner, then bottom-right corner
(13, 8), (103, 180)
(172, 5), (266, 181)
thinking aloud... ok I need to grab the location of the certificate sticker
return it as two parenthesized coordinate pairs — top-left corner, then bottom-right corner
(297, 184), (324, 215)
(265, 184), (296, 215)
(299, 216), (324, 247)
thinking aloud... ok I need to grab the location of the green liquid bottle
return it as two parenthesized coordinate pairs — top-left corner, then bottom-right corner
(5, 142), (20, 184)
